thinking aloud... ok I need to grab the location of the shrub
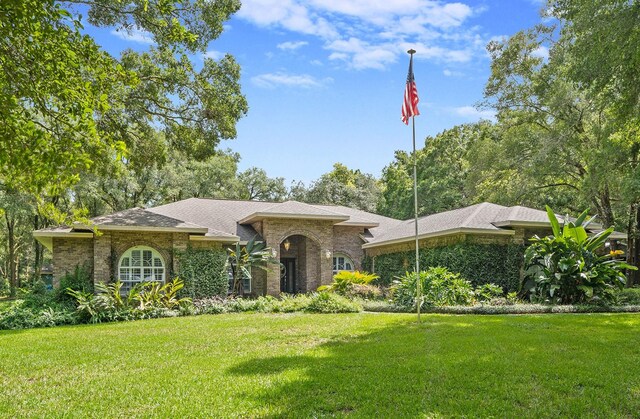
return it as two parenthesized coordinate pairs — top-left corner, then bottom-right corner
(365, 242), (524, 292)
(318, 271), (379, 295)
(176, 248), (228, 298)
(392, 267), (474, 309)
(0, 276), (10, 296)
(0, 300), (77, 330)
(523, 206), (634, 304)
(55, 265), (93, 302)
(344, 284), (384, 300)
(67, 278), (191, 323)
(192, 297), (228, 315)
(475, 283), (504, 302)
(616, 288), (640, 305)
(305, 292), (362, 313)
(272, 293), (312, 313)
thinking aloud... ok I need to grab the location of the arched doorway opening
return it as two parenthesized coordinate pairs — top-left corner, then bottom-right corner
(279, 234), (321, 293)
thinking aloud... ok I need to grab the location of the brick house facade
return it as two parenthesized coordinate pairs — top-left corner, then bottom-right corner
(34, 200), (618, 296)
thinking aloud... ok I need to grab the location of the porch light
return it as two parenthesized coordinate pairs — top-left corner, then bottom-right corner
(283, 239), (291, 251)
(325, 250), (332, 260)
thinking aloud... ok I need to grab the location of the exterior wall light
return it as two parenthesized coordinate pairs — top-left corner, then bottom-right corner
(325, 250), (332, 260)
(283, 239), (291, 251)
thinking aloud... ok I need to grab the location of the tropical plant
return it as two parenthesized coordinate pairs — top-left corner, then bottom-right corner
(475, 283), (504, 302)
(392, 267), (475, 309)
(522, 206), (635, 304)
(226, 238), (277, 296)
(318, 270), (379, 295)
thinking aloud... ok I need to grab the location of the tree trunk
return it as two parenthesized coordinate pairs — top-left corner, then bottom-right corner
(6, 212), (18, 297)
(626, 203), (640, 287)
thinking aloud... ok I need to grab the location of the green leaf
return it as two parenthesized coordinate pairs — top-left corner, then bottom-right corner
(546, 206), (561, 237)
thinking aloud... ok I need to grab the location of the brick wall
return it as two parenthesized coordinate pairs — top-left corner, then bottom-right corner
(52, 237), (94, 287)
(262, 218), (335, 296)
(333, 226), (366, 270)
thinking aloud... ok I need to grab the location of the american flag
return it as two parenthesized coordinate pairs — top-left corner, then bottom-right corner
(401, 53), (420, 124)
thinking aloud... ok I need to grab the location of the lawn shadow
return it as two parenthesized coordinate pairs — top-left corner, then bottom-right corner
(227, 314), (640, 418)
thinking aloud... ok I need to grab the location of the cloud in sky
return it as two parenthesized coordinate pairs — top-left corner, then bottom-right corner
(201, 50), (224, 60)
(110, 28), (154, 44)
(451, 106), (495, 120)
(251, 72), (333, 89)
(531, 45), (549, 60)
(277, 41), (309, 50)
(238, 0), (487, 70)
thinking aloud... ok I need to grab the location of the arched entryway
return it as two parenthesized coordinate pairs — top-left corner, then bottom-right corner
(279, 234), (321, 293)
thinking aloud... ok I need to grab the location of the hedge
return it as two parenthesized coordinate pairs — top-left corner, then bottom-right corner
(176, 247), (228, 298)
(364, 242), (524, 292)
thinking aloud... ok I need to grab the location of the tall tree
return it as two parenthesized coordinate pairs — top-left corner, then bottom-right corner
(237, 168), (288, 202)
(379, 122), (492, 219)
(301, 163), (382, 212)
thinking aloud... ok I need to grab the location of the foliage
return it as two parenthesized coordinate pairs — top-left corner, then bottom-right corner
(523, 206), (635, 304)
(55, 265), (93, 302)
(0, 300), (77, 330)
(318, 271), (379, 295)
(344, 284), (385, 300)
(366, 242), (523, 291)
(296, 163), (382, 213)
(226, 238), (277, 296)
(177, 248), (228, 298)
(305, 292), (362, 314)
(475, 283), (504, 302)
(392, 267), (475, 309)
(378, 122), (493, 219)
(237, 167), (288, 201)
(616, 288), (640, 306)
(67, 278), (191, 324)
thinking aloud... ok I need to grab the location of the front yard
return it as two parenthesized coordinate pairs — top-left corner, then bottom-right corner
(1, 312), (639, 417)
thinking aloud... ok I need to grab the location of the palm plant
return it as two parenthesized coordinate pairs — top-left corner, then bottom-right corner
(226, 238), (278, 296)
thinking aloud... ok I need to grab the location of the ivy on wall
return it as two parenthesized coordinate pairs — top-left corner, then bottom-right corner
(363, 242), (524, 292)
(176, 248), (228, 298)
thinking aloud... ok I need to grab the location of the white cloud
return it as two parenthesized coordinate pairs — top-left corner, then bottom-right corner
(251, 72), (332, 88)
(451, 106), (495, 120)
(531, 45), (549, 60)
(110, 28), (154, 44)
(201, 50), (224, 60)
(277, 41), (309, 50)
(443, 69), (463, 77)
(238, 0), (489, 71)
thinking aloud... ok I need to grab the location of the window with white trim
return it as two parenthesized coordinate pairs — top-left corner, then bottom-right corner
(118, 246), (165, 293)
(332, 253), (355, 275)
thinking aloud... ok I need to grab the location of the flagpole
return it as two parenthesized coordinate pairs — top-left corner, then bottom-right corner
(407, 49), (421, 323)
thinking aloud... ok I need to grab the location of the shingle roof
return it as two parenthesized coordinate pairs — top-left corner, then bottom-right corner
(364, 202), (514, 247)
(74, 207), (209, 233)
(238, 200), (350, 223)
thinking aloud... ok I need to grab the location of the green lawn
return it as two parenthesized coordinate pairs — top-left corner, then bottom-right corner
(1, 313), (639, 418)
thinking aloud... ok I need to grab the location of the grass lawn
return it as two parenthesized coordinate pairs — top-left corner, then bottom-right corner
(1, 313), (639, 417)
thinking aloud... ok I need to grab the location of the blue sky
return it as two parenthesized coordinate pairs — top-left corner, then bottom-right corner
(85, 0), (547, 186)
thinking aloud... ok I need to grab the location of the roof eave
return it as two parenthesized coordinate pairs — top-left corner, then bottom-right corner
(238, 213), (350, 224)
(92, 225), (209, 234)
(362, 227), (515, 249)
(189, 234), (240, 243)
(32, 231), (94, 251)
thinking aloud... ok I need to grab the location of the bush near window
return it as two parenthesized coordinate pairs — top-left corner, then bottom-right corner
(54, 265), (93, 303)
(364, 242), (523, 292)
(176, 248), (228, 298)
(392, 267), (475, 309)
(523, 206), (634, 305)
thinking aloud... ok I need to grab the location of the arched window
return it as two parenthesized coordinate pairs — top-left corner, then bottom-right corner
(332, 253), (355, 275)
(118, 246), (165, 292)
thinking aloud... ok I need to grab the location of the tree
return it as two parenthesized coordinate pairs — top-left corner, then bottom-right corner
(548, 0), (640, 121)
(302, 163), (382, 212)
(379, 122), (491, 219)
(0, 0), (247, 203)
(237, 168), (288, 202)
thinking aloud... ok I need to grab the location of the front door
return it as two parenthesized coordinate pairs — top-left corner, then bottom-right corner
(280, 258), (296, 293)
